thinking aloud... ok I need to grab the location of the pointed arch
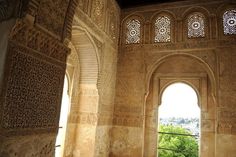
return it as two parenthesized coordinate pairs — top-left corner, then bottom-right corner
(144, 53), (216, 157)
(145, 53), (216, 97)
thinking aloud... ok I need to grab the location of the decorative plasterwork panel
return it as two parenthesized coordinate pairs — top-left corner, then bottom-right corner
(126, 19), (141, 44)
(0, 41), (65, 135)
(188, 13), (205, 38)
(0, 19), (69, 135)
(9, 20), (69, 62)
(155, 16), (171, 43)
(91, 0), (105, 30)
(223, 10), (236, 35)
(0, 134), (55, 156)
(36, 0), (70, 37)
(107, 0), (120, 43)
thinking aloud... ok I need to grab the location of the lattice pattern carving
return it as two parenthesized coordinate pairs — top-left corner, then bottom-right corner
(188, 13), (205, 38)
(107, 0), (120, 43)
(223, 10), (236, 35)
(91, 0), (105, 29)
(110, 13), (118, 41)
(2, 42), (65, 130)
(126, 19), (141, 44)
(9, 20), (69, 62)
(36, 0), (70, 37)
(155, 16), (171, 43)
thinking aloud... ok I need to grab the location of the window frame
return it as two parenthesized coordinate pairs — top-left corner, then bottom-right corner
(222, 9), (236, 35)
(154, 15), (172, 43)
(125, 18), (141, 44)
(121, 14), (144, 45)
(182, 7), (210, 41)
(187, 12), (206, 39)
(151, 11), (175, 44)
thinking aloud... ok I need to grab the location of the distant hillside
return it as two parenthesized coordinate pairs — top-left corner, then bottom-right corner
(159, 117), (199, 137)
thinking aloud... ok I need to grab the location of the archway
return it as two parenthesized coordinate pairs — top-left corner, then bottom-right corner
(61, 26), (100, 157)
(157, 82), (200, 157)
(143, 54), (216, 157)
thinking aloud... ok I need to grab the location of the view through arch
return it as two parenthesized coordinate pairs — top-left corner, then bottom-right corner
(55, 76), (70, 157)
(157, 82), (200, 157)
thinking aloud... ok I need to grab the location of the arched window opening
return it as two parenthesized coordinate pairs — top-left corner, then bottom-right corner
(155, 16), (171, 43)
(157, 83), (200, 157)
(126, 19), (141, 44)
(223, 9), (236, 35)
(188, 13), (205, 38)
(55, 76), (70, 157)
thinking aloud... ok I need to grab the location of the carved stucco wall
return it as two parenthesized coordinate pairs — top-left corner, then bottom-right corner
(0, 0), (77, 156)
(0, 0), (120, 156)
(62, 0), (120, 157)
(144, 55), (216, 157)
(112, 0), (236, 157)
(1, 0), (236, 157)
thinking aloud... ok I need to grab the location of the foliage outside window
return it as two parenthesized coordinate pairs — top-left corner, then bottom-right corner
(158, 125), (199, 157)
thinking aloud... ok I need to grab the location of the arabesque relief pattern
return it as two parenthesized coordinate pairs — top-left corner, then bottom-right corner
(2, 42), (64, 131)
(0, 0), (77, 156)
(1, 0), (236, 157)
(0, 134), (56, 157)
(9, 20), (69, 62)
(1, 17), (69, 136)
(112, 0), (236, 157)
(36, 0), (70, 37)
(70, 0), (120, 122)
(76, 0), (120, 44)
(62, 0), (120, 157)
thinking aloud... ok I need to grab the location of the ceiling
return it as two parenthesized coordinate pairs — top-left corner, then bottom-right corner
(116, 0), (187, 9)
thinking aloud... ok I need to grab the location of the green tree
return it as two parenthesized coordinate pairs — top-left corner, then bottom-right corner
(158, 125), (198, 157)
